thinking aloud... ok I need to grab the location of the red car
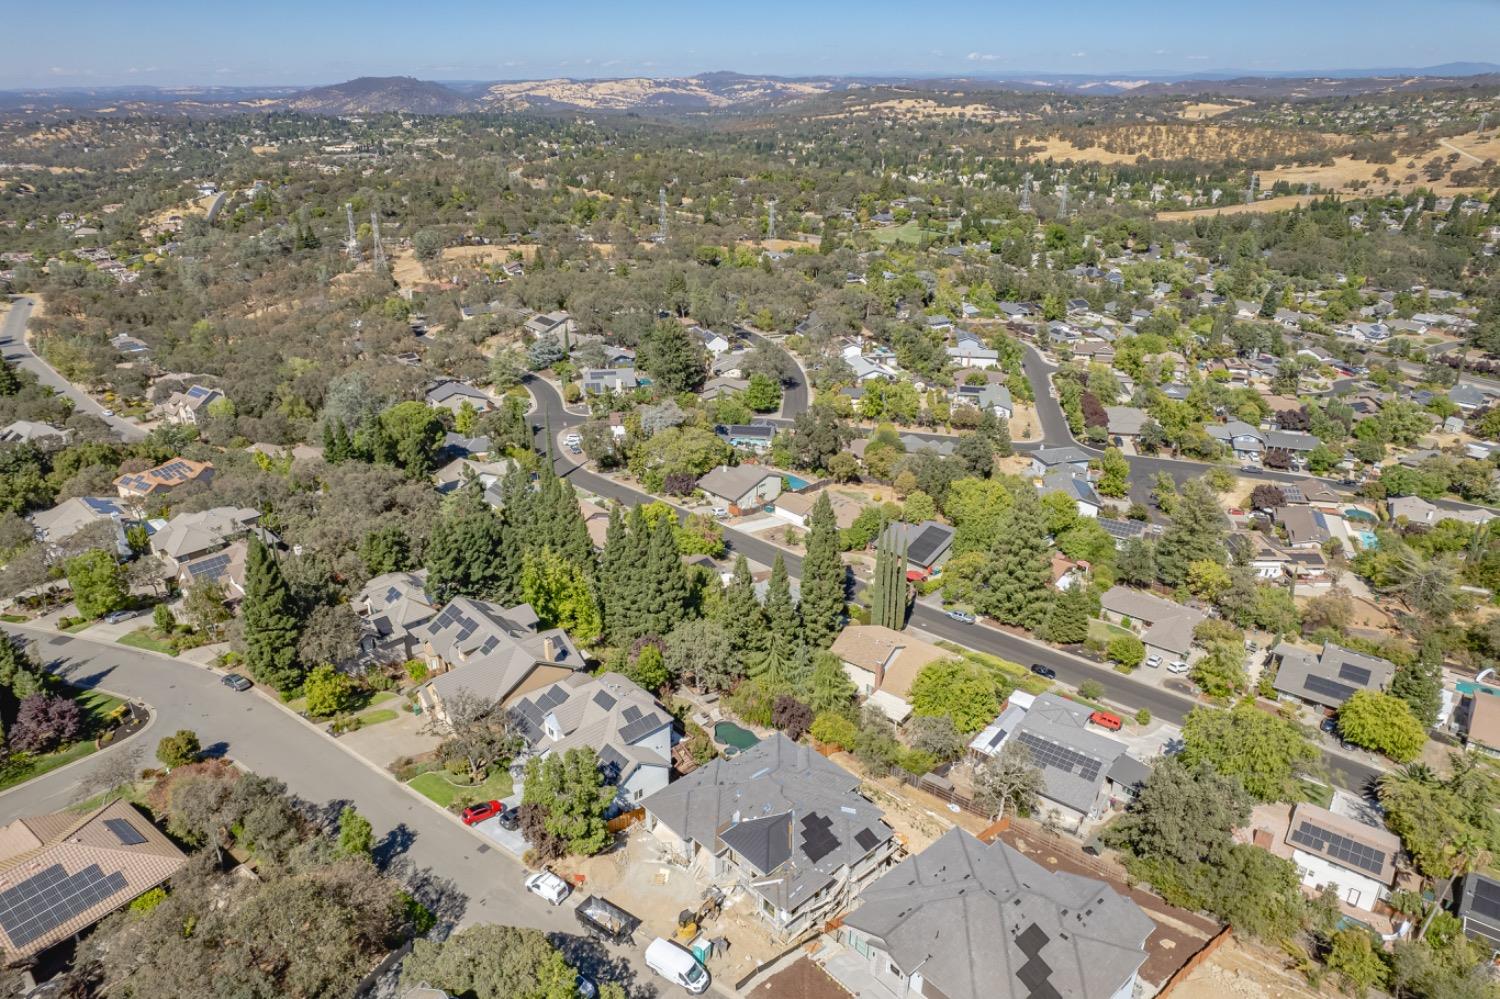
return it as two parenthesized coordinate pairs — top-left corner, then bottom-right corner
(460, 800), (504, 826)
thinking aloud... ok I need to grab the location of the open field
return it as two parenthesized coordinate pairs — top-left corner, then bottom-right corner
(1253, 129), (1500, 196)
(1018, 125), (1332, 166)
(818, 97), (1023, 122)
(1160, 194), (1318, 219)
(1174, 101), (1249, 120)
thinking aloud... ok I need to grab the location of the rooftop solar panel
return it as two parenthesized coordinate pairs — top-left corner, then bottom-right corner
(1303, 674), (1357, 703)
(800, 813), (839, 864)
(1471, 878), (1500, 922)
(592, 691), (617, 711)
(103, 818), (146, 846)
(854, 828), (881, 852)
(1337, 663), (1372, 686)
(1016, 731), (1103, 783)
(905, 526), (948, 566)
(0, 863), (129, 949)
(1289, 821), (1386, 877)
(621, 705), (642, 723)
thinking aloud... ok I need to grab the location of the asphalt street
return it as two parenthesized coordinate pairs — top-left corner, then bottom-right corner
(2, 296), (146, 441)
(528, 376), (1383, 796)
(0, 626), (680, 997)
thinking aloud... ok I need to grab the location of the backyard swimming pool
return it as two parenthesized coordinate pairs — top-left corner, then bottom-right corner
(713, 721), (760, 751)
(1356, 530), (1379, 550)
(783, 474), (811, 491)
(1344, 508), (1377, 523)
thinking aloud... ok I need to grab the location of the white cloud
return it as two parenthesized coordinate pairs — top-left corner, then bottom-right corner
(1071, 51), (1087, 58)
(966, 52), (999, 62)
(1187, 55), (1210, 61)
(1153, 49), (1169, 56)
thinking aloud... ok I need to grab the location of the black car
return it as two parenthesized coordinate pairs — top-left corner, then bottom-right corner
(498, 807), (520, 831)
(221, 673), (252, 692)
(1030, 663), (1057, 680)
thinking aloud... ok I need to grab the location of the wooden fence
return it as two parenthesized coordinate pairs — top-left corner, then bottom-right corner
(606, 808), (645, 834)
(1155, 925), (1233, 997)
(887, 765), (992, 820)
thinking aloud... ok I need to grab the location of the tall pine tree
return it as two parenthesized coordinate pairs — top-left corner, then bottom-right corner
(425, 482), (514, 603)
(974, 490), (1053, 630)
(1155, 477), (1228, 588)
(718, 555), (766, 675)
(638, 513), (689, 638)
(240, 538), (303, 691)
(599, 506), (632, 640)
(799, 493), (845, 649)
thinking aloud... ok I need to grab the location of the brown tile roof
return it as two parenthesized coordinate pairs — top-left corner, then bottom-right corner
(1466, 694), (1500, 750)
(0, 799), (186, 962)
(830, 625), (950, 701)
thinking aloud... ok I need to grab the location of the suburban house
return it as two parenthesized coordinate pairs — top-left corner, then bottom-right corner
(414, 599), (587, 721)
(1072, 339), (1117, 365)
(509, 671), (673, 808)
(1269, 641), (1395, 712)
(114, 458), (214, 501)
(1388, 495), (1497, 527)
(1040, 469), (1102, 518)
(1460, 693), (1500, 757)
(830, 624), (951, 723)
(1276, 506), (1333, 550)
(1096, 517), (1152, 548)
(581, 368), (640, 395)
(432, 456), (514, 502)
(1, 421), (70, 447)
(1206, 421), (1320, 465)
(952, 382), (1013, 419)
(424, 380), (494, 415)
(968, 692), (1151, 834)
(175, 539), (250, 600)
(946, 333), (999, 369)
(1104, 406), (1149, 441)
(697, 464), (784, 511)
(1098, 586), (1205, 665)
(523, 310), (576, 340)
(0, 800), (187, 965)
(836, 827), (1154, 999)
(689, 326), (731, 355)
(1236, 530), (1294, 581)
(701, 375), (748, 401)
(149, 506), (259, 568)
(1457, 874), (1500, 955)
(774, 490), (862, 530)
(1449, 383), (1494, 413)
(356, 570), (438, 661)
(641, 733), (897, 939)
(154, 384), (223, 426)
(1243, 803), (1401, 913)
(878, 520), (955, 577)
(715, 423), (776, 453)
(30, 496), (133, 555)
(1030, 446), (1092, 478)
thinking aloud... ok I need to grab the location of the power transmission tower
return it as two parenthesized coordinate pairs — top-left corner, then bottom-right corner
(766, 199), (777, 241)
(344, 203), (361, 263)
(369, 211), (386, 272)
(1245, 172), (1259, 205)
(657, 187), (668, 242)
(1056, 183), (1069, 218)
(1019, 172), (1033, 213)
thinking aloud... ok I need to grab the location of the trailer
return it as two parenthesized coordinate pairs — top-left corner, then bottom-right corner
(575, 895), (640, 945)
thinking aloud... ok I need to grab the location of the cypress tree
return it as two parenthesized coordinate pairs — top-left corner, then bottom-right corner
(799, 493), (845, 650)
(1155, 477), (1228, 588)
(426, 482), (514, 602)
(241, 538), (304, 691)
(718, 555), (766, 673)
(764, 554), (801, 652)
(0, 358), (20, 396)
(599, 506), (631, 639)
(639, 514), (688, 638)
(870, 529), (908, 630)
(1042, 582), (1092, 645)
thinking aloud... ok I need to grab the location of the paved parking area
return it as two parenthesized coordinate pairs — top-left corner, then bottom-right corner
(471, 794), (527, 856)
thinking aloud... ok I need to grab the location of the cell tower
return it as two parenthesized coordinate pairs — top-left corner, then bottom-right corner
(1019, 172), (1033, 213)
(369, 211), (386, 271)
(1245, 172), (1259, 205)
(766, 199), (777, 240)
(344, 203), (361, 263)
(657, 187), (668, 242)
(1056, 183), (1069, 218)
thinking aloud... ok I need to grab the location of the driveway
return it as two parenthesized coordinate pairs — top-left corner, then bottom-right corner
(0, 625), (693, 997)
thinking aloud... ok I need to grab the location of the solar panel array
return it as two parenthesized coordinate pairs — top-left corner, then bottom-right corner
(1337, 663), (1373, 686)
(103, 818), (145, 846)
(1015, 922), (1060, 999)
(800, 813), (840, 865)
(1016, 731), (1103, 784)
(1303, 674), (1357, 703)
(592, 690), (617, 711)
(1471, 878), (1500, 922)
(82, 497), (121, 515)
(854, 827), (881, 853)
(906, 525), (949, 566)
(0, 864), (129, 949)
(620, 708), (664, 745)
(1289, 820), (1386, 876)
(186, 553), (231, 582)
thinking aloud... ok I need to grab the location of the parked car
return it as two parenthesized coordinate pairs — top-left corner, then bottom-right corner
(1145, 655), (1163, 669)
(1167, 660), (1190, 674)
(1029, 663), (1057, 679)
(1089, 710), (1123, 731)
(564, 433), (582, 448)
(221, 672), (253, 692)
(1320, 718), (1338, 734)
(711, 506), (729, 518)
(946, 609), (976, 624)
(103, 609), (138, 624)
(101, 409), (115, 417)
(498, 807), (520, 831)
(460, 800), (504, 826)
(575, 976), (598, 999)
(1240, 465), (1260, 474)
(645, 938), (710, 996)
(525, 870), (571, 905)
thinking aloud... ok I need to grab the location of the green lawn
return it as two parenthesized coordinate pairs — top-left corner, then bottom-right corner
(0, 613), (27, 623)
(286, 688), (398, 720)
(1298, 778), (1334, 808)
(936, 641), (1052, 695)
(117, 629), (176, 655)
(1088, 619), (1135, 644)
(61, 618), (95, 634)
(357, 709), (398, 727)
(408, 769), (513, 809)
(871, 221), (939, 246)
(0, 690), (128, 793)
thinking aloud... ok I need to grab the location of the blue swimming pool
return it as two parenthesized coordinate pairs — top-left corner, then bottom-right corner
(1357, 530), (1378, 550)
(783, 474), (811, 491)
(1344, 508), (1377, 523)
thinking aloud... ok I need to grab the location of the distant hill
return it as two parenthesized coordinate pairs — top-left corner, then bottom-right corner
(477, 72), (841, 111)
(274, 76), (476, 114)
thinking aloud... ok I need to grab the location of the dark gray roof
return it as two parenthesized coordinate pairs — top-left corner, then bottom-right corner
(843, 828), (1153, 999)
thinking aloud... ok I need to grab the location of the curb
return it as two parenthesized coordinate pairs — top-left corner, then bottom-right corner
(0, 684), (156, 802)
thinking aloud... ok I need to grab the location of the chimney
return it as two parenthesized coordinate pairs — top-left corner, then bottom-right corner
(543, 636), (557, 660)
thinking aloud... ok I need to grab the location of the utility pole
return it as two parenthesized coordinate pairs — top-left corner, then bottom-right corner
(766, 198), (777, 241)
(369, 211), (386, 272)
(1019, 172), (1032, 213)
(1245, 172), (1259, 206)
(1056, 183), (1069, 219)
(344, 203), (361, 263)
(657, 187), (668, 243)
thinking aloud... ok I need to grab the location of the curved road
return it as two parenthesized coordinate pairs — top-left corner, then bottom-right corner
(2, 296), (146, 441)
(527, 376), (1381, 795)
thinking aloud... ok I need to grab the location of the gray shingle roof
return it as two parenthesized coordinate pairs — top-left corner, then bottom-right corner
(843, 827), (1153, 999)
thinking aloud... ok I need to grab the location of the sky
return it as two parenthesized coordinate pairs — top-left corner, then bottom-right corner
(5, 0), (1500, 89)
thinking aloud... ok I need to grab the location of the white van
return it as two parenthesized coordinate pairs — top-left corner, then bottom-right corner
(645, 937), (710, 995)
